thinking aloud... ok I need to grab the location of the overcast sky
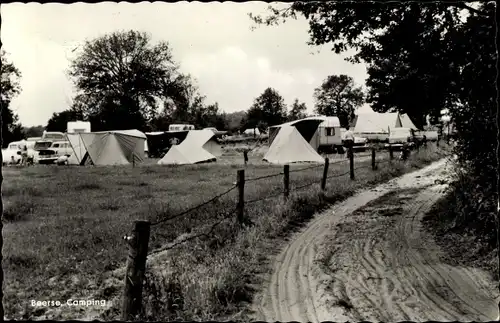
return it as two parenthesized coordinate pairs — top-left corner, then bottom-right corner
(2, 2), (373, 127)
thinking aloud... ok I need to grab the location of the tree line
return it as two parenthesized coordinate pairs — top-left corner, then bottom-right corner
(250, 2), (496, 244)
(1, 30), (366, 146)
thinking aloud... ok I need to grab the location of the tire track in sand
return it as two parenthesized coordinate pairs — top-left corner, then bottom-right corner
(251, 159), (498, 322)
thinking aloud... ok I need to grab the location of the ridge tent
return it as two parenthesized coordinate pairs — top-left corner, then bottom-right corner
(399, 113), (418, 130)
(157, 129), (222, 165)
(263, 125), (325, 164)
(268, 116), (327, 150)
(354, 112), (403, 140)
(145, 131), (189, 158)
(243, 128), (260, 137)
(67, 129), (146, 166)
(67, 133), (88, 165)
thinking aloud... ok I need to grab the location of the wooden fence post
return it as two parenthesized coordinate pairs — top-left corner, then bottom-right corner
(321, 157), (329, 191)
(371, 148), (376, 170)
(283, 165), (290, 199)
(237, 169), (245, 226)
(389, 144), (394, 160)
(349, 148), (355, 180)
(122, 220), (151, 321)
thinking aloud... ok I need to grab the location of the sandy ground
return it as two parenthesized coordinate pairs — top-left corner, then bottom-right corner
(251, 158), (499, 322)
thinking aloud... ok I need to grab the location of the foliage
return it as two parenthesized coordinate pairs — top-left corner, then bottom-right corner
(245, 87), (288, 131)
(46, 109), (85, 132)
(250, 1), (497, 246)
(249, 2), (494, 128)
(68, 30), (181, 131)
(313, 74), (364, 127)
(23, 126), (45, 138)
(1, 50), (24, 147)
(224, 111), (247, 133)
(287, 99), (308, 121)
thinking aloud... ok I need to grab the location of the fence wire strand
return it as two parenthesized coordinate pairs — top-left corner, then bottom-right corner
(152, 207), (238, 253)
(288, 163), (324, 173)
(245, 190), (285, 204)
(150, 185), (237, 226)
(246, 162), (323, 183)
(246, 172), (283, 182)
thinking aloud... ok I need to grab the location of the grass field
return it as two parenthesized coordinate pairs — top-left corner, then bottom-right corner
(1, 143), (451, 320)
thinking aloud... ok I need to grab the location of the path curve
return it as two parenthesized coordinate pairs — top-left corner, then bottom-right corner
(251, 159), (498, 322)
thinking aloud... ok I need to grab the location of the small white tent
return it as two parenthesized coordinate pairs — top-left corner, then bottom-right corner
(158, 129), (222, 165)
(243, 128), (260, 136)
(67, 129), (146, 166)
(263, 125), (325, 164)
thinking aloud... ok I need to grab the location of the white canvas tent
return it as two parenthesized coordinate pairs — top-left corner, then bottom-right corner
(243, 128), (260, 136)
(399, 113), (418, 130)
(354, 112), (402, 134)
(67, 129), (146, 166)
(67, 133), (87, 165)
(263, 125), (325, 164)
(158, 129), (222, 165)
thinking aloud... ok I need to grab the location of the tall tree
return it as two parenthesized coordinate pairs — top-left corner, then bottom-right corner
(246, 87), (287, 131)
(287, 99), (308, 121)
(1, 50), (24, 147)
(250, 1), (498, 249)
(23, 126), (45, 138)
(225, 111), (247, 133)
(46, 109), (84, 132)
(249, 2), (493, 128)
(68, 30), (182, 131)
(313, 74), (364, 127)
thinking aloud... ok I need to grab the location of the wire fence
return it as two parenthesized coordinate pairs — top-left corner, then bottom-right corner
(120, 143), (438, 319)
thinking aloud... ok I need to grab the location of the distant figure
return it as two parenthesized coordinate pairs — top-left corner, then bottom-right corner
(21, 145), (28, 166)
(243, 150), (249, 165)
(401, 143), (410, 160)
(343, 126), (355, 158)
(422, 135), (427, 147)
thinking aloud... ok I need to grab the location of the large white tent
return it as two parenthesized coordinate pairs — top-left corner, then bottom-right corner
(263, 125), (325, 164)
(399, 113), (418, 130)
(354, 112), (403, 137)
(67, 129), (146, 166)
(157, 129), (222, 165)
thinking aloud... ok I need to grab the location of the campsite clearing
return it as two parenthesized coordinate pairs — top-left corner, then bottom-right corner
(2, 143), (449, 320)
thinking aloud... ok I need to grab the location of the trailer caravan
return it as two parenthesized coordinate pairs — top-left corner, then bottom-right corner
(67, 121), (91, 133)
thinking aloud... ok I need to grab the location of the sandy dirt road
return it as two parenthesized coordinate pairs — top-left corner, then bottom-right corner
(251, 158), (498, 322)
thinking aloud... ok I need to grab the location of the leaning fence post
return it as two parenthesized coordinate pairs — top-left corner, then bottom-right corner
(122, 220), (151, 321)
(349, 148), (355, 180)
(371, 148), (376, 170)
(283, 165), (290, 200)
(237, 170), (245, 226)
(321, 157), (329, 191)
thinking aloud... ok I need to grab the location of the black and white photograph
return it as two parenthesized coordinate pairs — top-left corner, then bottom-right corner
(0, 0), (497, 321)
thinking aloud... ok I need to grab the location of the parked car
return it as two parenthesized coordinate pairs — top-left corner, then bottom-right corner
(2, 141), (24, 165)
(37, 141), (74, 165)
